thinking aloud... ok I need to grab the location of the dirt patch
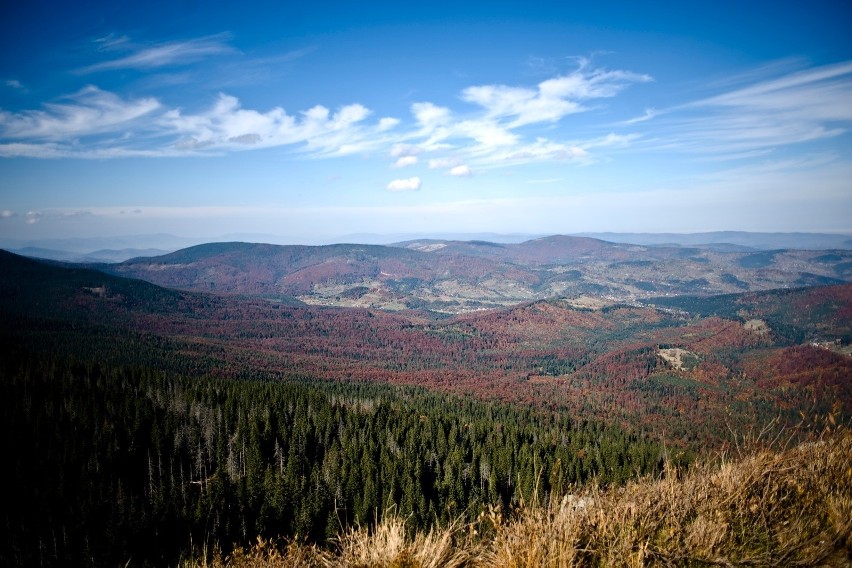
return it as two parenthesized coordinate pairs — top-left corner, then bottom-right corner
(743, 319), (769, 335)
(658, 347), (699, 371)
(562, 296), (614, 310)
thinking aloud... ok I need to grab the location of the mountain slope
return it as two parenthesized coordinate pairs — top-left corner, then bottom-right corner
(98, 236), (852, 312)
(3, 250), (850, 448)
(0, 249), (192, 320)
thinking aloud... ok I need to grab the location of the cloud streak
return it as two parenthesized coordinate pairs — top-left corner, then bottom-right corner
(643, 60), (852, 156)
(5, 79), (26, 92)
(77, 33), (235, 74)
(0, 86), (160, 151)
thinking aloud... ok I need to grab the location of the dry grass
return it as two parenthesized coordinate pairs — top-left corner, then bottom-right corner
(485, 428), (851, 567)
(184, 429), (852, 567)
(179, 537), (330, 568)
(333, 515), (474, 568)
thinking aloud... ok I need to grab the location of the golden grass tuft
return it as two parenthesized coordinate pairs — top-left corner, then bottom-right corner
(333, 515), (473, 568)
(185, 428), (852, 567)
(179, 537), (330, 568)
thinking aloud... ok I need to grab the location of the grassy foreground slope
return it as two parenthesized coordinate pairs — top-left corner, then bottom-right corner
(187, 427), (852, 567)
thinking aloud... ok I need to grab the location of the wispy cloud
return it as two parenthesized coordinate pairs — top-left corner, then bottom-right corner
(0, 86), (159, 141)
(428, 157), (461, 169)
(390, 143), (420, 158)
(643, 60), (852, 157)
(93, 33), (131, 51)
(489, 138), (588, 165)
(461, 59), (651, 128)
(77, 33), (235, 74)
(392, 156), (418, 168)
(621, 108), (657, 125)
(4, 79), (26, 92)
(390, 143), (419, 167)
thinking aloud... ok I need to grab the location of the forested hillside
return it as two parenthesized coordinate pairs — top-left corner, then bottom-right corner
(1, 350), (670, 566)
(3, 250), (849, 444)
(1, 249), (850, 565)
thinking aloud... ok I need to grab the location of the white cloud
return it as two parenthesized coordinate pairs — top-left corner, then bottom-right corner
(0, 86), (160, 141)
(0, 142), (178, 159)
(392, 155), (418, 168)
(491, 138), (588, 164)
(461, 84), (580, 126)
(0, 59), (653, 165)
(333, 103), (371, 125)
(449, 164), (471, 177)
(1, 209), (16, 218)
(0, 87), (395, 158)
(378, 117), (400, 131)
(387, 177), (421, 191)
(412, 102), (452, 129)
(390, 143), (421, 157)
(394, 60), (651, 166)
(77, 33), (235, 74)
(25, 211), (43, 224)
(163, 94), (388, 156)
(428, 157), (460, 169)
(461, 61), (651, 127)
(455, 119), (517, 147)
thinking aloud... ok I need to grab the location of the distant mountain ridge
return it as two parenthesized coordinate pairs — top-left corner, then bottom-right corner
(10, 246), (170, 263)
(576, 231), (852, 250)
(96, 235), (852, 313)
(3, 230), (850, 264)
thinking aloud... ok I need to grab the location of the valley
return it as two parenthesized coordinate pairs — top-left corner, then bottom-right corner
(4, 236), (850, 446)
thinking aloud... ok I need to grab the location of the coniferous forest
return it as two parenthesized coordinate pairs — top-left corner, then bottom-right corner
(2, 351), (666, 566)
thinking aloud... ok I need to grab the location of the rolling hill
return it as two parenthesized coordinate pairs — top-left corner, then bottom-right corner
(3, 249), (849, 448)
(97, 235), (852, 313)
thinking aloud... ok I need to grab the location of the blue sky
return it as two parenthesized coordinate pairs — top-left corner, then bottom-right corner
(1, 1), (851, 244)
